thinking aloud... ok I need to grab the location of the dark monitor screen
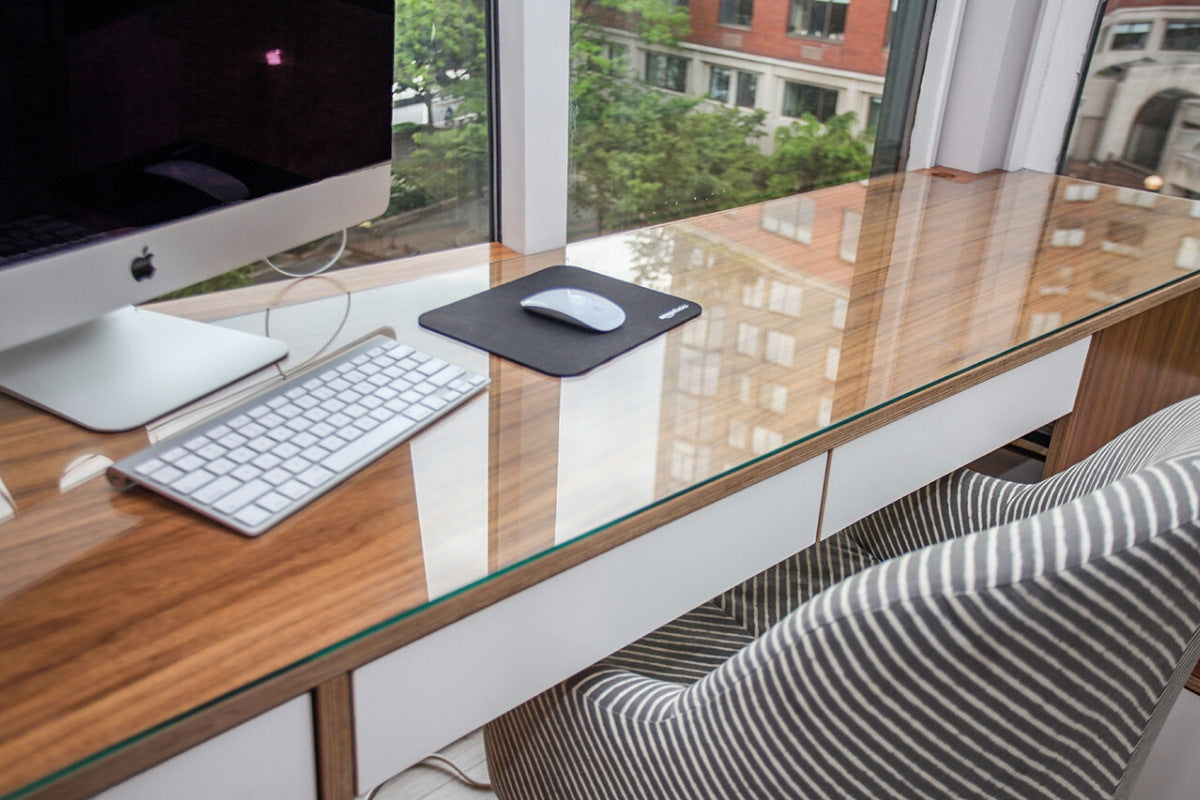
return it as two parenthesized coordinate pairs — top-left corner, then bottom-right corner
(0, 0), (393, 266)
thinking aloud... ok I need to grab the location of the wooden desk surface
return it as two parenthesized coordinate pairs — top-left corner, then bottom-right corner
(3, 169), (1200, 798)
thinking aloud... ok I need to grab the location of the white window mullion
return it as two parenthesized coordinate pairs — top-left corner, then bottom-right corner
(496, 0), (570, 254)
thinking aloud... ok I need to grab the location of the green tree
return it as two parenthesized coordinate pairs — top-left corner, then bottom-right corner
(393, 0), (488, 124)
(570, 0), (768, 234)
(766, 112), (873, 195)
(395, 118), (490, 204)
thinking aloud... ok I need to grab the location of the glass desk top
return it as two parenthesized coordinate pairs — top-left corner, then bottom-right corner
(2, 168), (1200, 798)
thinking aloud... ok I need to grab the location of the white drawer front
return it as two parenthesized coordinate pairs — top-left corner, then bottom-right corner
(353, 452), (827, 793)
(92, 695), (316, 800)
(822, 337), (1090, 536)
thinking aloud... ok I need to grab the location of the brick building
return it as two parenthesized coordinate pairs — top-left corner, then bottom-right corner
(595, 0), (897, 149)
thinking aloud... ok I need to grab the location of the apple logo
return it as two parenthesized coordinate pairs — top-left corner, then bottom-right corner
(130, 246), (156, 282)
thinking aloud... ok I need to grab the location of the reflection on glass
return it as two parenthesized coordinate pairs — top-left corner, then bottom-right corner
(373, 0), (491, 259)
(0, 476), (13, 524)
(1064, 0), (1200, 196)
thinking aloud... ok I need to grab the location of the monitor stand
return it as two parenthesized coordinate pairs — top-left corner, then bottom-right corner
(0, 305), (288, 432)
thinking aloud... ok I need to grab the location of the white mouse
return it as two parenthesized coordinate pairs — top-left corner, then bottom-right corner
(520, 287), (626, 333)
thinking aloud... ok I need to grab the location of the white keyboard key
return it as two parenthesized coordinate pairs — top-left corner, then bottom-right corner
(323, 414), (415, 472)
(234, 504), (272, 528)
(108, 334), (488, 537)
(213, 479), (271, 514)
(172, 470), (216, 495)
(192, 475), (241, 505)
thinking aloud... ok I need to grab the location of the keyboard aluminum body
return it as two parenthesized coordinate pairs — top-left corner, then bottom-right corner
(108, 334), (488, 536)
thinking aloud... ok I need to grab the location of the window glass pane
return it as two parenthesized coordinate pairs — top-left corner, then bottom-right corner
(569, 0), (921, 242)
(1111, 21), (1152, 50)
(646, 52), (689, 91)
(1164, 20), (1200, 51)
(369, 0), (491, 260)
(736, 71), (759, 107)
(719, 0), (755, 26)
(788, 0), (850, 39)
(710, 66), (732, 101)
(1063, 2), (1200, 198)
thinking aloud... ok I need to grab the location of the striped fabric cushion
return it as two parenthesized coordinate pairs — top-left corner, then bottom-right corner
(485, 396), (1200, 800)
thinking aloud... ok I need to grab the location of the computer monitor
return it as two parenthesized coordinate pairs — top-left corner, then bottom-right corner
(0, 0), (393, 431)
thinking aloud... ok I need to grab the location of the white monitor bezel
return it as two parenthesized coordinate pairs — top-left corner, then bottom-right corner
(0, 162), (391, 353)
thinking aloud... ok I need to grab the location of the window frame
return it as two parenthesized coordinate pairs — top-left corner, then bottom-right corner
(1162, 20), (1200, 52)
(782, 81), (840, 121)
(645, 51), (690, 93)
(787, 0), (851, 41)
(494, 0), (1101, 255)
(718, 0), (755, 28)
(709, 65), (733, 102)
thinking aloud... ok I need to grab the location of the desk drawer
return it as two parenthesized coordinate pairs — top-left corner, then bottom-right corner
(822, 337), (1090, 536)
(352, 453), (826, 794)
(91, 696), (316, 800)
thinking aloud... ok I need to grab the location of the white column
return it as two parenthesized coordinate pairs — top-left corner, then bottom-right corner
(496, 0), (570, 254)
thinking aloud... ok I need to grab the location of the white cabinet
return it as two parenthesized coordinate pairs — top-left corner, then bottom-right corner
(822, 338), (1090, 535)
(352, 453), (827, 794)
(91, 695), (316, 800)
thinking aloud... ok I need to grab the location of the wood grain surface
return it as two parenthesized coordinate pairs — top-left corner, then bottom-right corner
(2, 169), (1199, 799)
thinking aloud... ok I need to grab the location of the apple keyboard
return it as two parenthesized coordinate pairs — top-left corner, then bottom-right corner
(107, 333), (488, 536)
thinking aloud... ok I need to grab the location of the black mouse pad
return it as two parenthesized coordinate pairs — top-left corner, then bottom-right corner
(418, 265), (702, 377)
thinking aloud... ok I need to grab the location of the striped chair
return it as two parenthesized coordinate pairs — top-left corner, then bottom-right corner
(484, 396), (1200, 800)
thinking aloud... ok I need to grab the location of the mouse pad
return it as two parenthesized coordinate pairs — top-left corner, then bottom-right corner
(418, 265), (702, 377)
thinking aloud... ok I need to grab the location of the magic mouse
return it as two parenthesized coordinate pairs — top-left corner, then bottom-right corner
(520, 287), (626, 332)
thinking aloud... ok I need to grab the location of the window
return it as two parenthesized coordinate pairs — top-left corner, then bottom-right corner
(564, 0), (931, 242)
(1111, 21), (1152, 50)
(710, 66), (732, 102)
(866, 96), (882, 130)
(312, 0), (491, 266)
(782, 82), (839, 121)
(736, 71), (758, 107)
(1064, 5), (1200, 195)
(646, 52), (688, 92)
(719, 0), (754, 27)
(788, 0), (850, 40)
(1163, 21), (1200, 51)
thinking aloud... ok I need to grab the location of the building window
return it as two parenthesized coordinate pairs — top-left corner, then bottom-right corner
(782, 82), (839, 121)
(709, 66), (732, 103)
(866, 96), (882, 130)
(787, 0), (849, 40)
(719, 0), (754, 27)
(645, 52), (688, 92)
(1163, 21), (1200, 52)
(736, 71), (758, 107)
(1111, 21), (1152, 50)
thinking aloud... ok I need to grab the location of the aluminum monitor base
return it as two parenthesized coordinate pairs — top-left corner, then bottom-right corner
(0, 305), (288, 432)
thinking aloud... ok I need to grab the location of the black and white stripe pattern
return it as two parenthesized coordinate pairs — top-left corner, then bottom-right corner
(485, 396), (1200, 799)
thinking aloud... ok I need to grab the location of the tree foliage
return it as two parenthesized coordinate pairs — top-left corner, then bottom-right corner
(393, 0), (877, 235)
(767, 112), (873, 195)
(570, 0), (767, 233)
(393, 0), (488, 122)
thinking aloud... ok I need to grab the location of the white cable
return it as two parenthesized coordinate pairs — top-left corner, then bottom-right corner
(262, 228), (348, 278)
(361, 753), (493, 799)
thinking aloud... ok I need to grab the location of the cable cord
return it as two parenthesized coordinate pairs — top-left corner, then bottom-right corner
(418, 753), (493, 790)
(262, 228), (347, 278)
(361, 753), (493, 799)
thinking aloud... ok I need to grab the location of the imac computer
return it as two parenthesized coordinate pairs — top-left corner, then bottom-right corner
(0, 0), (393, 431)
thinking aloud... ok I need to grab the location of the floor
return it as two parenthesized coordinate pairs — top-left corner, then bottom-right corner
(358, 730), (495, 800)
